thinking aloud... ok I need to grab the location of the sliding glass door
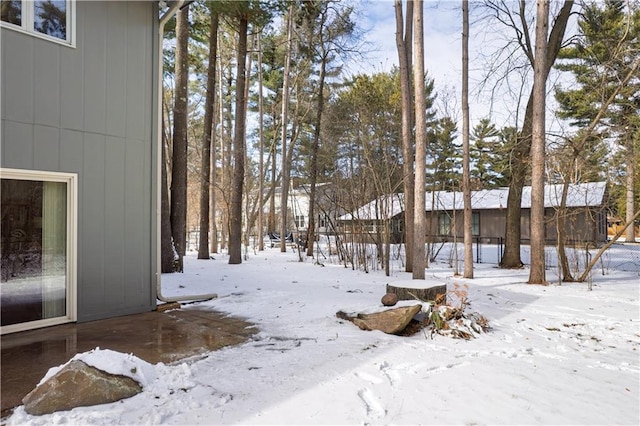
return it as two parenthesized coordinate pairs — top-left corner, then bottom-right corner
(1, 169), (76, 334)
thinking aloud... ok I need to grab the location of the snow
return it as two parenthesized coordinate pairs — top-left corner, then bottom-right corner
(7, 243), (640, 425)
(37, 348), (158, 388)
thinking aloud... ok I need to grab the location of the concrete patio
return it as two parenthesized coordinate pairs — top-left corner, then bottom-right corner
(1, 306), (257, 418)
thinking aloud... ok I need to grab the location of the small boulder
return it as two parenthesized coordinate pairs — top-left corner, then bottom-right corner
(22, 360), (142, 416)
(381, 293), (398, 306)
(350, 304), (422, 335)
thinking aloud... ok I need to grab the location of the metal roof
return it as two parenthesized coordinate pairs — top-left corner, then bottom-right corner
(339, 182), (607, 221)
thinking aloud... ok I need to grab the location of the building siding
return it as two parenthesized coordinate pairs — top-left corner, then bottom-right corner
(1, 1), (158, 322)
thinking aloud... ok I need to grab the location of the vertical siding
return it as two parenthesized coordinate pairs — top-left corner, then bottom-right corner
(2, 121), (33, 168)
(105, 4), (127, 139)
(33, 125), (60, 170)
(104, 137), (126, 308)
(34, 44), (61, 127)
(2, 31), (34, 123)
(124, 139), (147, 307)
(60, 45), (84, 131)
(1, 1), (158, 322)
(126, 4), (152, 142)
(82, 2), (107, 135)
(82, 132), (106, 313)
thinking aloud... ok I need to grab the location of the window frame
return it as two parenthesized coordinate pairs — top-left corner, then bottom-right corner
(0, 168), (78, 334)
(0, 0), (75, 47)
(294, 215), (306, 228)
(439, 213), (451, 236)
(472, 212), (480, 236)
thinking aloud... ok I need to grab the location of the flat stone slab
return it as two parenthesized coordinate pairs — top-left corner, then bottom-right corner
(338, 304), (423, 335)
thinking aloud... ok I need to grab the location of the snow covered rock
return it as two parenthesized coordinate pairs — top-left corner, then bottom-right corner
(339, 304), (423, 334)
(22, 359), (143, 415)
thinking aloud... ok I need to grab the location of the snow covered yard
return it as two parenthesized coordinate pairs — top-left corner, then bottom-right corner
(7, 247), (640, 425)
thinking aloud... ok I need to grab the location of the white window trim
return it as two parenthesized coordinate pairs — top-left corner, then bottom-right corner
(0, 0), (76, 47)
(0, 168), (78, 335)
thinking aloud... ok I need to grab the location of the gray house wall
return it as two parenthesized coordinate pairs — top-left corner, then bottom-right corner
(1, 1), (159, 322)
(345, 206), (606, 246)
(428, 208), (605, 244)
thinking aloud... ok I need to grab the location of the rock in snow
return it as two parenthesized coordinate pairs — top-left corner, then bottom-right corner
(381, 292), (399, 306)
(342, 304), (423, 334)
(22, 360), (142, 416)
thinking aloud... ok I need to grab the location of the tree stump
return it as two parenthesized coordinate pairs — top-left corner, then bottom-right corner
(386, 283), (447, 304)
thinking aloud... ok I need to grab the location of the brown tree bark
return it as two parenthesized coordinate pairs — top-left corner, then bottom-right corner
(528, 0), (549, 285)
(461, 0), (473, 279)
(412, 0), (426, 279)
(395, 0), (415, 273)
(305, 11), (328, 258)
(257, 32), (265, 251)
(171, 6), (189, 266)
(161, 119), (175, 273)
(198, 12), (219, 260)
(280, 7), (294, 253)
(228, 16), (249, 264)
(499, 0), (573, 269)
(625, 136), (636, 242)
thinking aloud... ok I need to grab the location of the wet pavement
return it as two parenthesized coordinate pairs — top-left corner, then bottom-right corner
(0, 306), (257, 417)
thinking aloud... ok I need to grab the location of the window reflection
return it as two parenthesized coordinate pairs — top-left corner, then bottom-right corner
(1, 179), (68, 326)
(0, 0), (22, 26)
(34, 0), (66, 40)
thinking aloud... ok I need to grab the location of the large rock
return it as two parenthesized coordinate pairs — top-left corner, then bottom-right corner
(22, 360), (142, 416)
(350, 304), (423, 335)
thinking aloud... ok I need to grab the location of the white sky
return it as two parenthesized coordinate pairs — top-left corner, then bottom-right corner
(350, 0), (576, 133)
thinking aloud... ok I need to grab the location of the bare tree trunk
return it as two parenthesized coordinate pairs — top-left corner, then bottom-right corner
(268, 140), (277, 233)
(306, 41), (327, 258)
(171, 6), (189, 266)
(528, 0), (549, 285)
(280, 7), (294, 253)
(210, 46), (223, 255)
(228, 17), (249, 264)
(625, 136), (636, 242)
(257, 32), (265, 251)
(395, 0), (415, 273)
(161, 118), (175, 273)
(412, 0), (426, 280)
(461, 0), (473, 279)
(221, 64), (234, 251)
(499, 0), (573, 269)
(243, 34), (254, 253)
(198, 12), (219, 260)
(556, 178), (574, 281)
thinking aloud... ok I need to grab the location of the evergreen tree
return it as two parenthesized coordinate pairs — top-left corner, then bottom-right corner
(554, 0), (640, 235)
(427, 116), (460, 191)
(470, 119), (506, 189)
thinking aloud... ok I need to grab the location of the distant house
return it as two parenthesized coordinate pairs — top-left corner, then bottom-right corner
(270, 183), (347, 238)
(338, 182), (608, 246)
(0, 1), (180, 334)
